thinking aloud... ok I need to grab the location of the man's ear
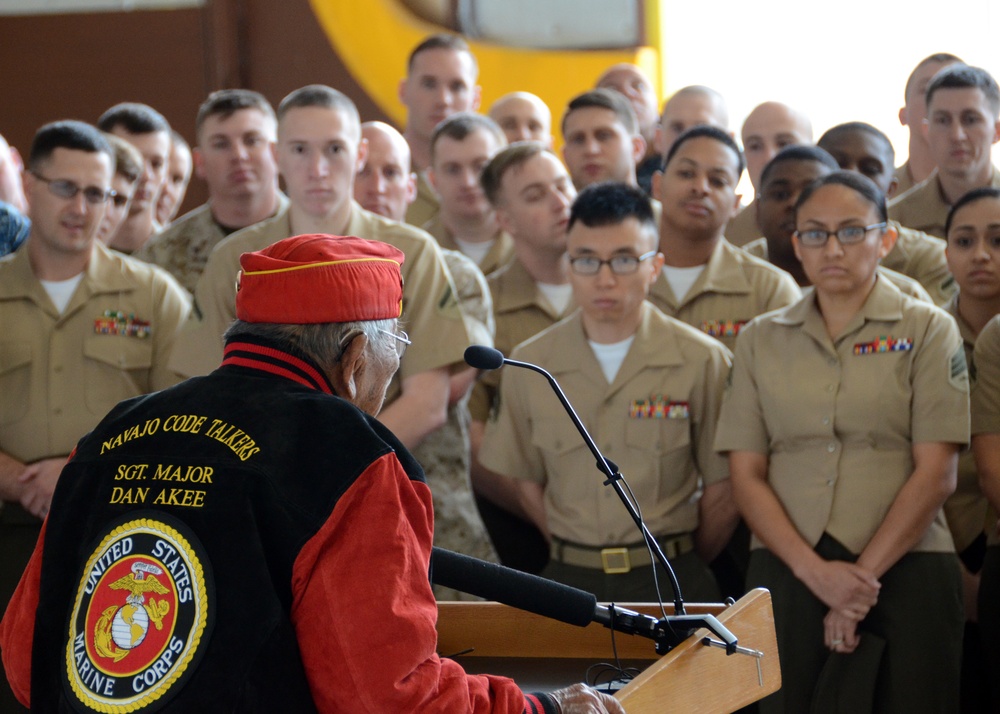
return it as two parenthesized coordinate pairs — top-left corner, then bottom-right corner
(330, 333), (368, 402)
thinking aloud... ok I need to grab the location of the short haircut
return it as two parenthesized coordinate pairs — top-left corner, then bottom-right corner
(195, 89), (275, 138)
(103, 132), (144, 182)
(276, 84), (360, 126)
(663, 125), (745, 177)
(407, 33), (477, 75)
(663, 85), (730, 128)
(29, 120), (113, 171)
(795, 170), (887, 223)
(561, 88), (637, 137)
(817, 121), (895, 164)
(480, 141), (548, 206)
(97, 102), (171, 135)
(926, 64), (1000, 117)
(904, 52), (963, 101)
(430, 112), (505, 163)
(945, 186), (1000, 236)
(759, 145), (839, 188)
(569, 181), (656, 235)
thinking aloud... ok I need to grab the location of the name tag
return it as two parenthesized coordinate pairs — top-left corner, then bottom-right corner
(94, 310), (152, 338)
(629, 397), (689, 419)
(853, 336), (913, 355)
(701, 320), (746, 337)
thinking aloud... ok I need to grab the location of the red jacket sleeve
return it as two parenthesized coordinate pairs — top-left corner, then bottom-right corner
(0, 519), (46, 708)
(290, 452), (538, 713)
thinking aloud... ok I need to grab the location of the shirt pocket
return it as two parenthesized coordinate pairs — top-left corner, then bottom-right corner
(83, 336), (153, 416)
(0, 342), (31, 425)
(624, 416), (693, 504)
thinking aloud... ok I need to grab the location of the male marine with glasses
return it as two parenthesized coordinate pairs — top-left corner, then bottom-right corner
(480, 182), (735, 601)
(0, 120), (189, 710)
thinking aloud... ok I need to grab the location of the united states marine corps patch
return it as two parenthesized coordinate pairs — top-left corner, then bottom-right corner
(64, 515), (213, 712)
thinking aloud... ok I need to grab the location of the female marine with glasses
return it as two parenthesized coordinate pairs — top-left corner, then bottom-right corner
(715, 171), (967, 713)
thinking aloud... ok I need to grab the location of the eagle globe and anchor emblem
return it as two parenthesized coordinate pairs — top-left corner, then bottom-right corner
(94, 561), (171, 661)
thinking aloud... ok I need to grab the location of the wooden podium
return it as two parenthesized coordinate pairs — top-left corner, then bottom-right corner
(437, 588), (780, 713)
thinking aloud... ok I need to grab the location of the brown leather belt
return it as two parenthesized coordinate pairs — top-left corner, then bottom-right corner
(550, 533), (694, 574)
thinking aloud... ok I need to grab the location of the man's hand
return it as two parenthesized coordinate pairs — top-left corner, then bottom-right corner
(824, 608), (860, 654)
(801, 559), (880, 620)
(18, 457), (67, 518)
(549, 683), (626, 713)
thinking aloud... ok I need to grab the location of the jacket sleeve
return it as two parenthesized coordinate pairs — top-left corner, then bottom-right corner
(290, 452), (554, 713)
(0, 519), (46, 708)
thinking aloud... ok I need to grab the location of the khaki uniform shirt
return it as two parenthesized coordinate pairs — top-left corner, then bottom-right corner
(893, 160), (917, 197)
(480, 302), (732, 545)
(889, 166), (1000, 238)
(972, 316), (1000, 545)
(715, 276), (969, 554)
(942, 295), (991, 551)
(882, 221), (955, 305)
(136, 195), (289, 294)
(0, 241), (190, 464)
(648, 238), (801, 352)
(170, 203), (469, 407)
(405, 171), (439, 228)
(740, 237), (934, 302)
(468, 259), (574, 422)
(724, 203), (760, 248)
(422, 214), (516, 278)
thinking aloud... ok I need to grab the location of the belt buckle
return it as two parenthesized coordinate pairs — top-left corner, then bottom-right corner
(601, 547), (631, 574)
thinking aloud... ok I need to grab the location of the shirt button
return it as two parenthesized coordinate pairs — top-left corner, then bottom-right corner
(53, 365), (63, 373)
(827, 443), (836, 453)
(826, 384), (835, 392)
(53, 408), (62, 416)
(827, 479), (834, 486)
(822, 417), (831, 425)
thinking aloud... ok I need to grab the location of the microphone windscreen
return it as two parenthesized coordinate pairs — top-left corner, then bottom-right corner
(464, 345), (506, 371)
(431, 547), (597, 627)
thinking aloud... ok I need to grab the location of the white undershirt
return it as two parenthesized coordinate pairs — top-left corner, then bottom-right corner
(454, 236), (494, 266)
(661, 264), (706, 301)
(589, 335), (635, 383)
(536, 281), (573, 316)
(40, 274), (84, 314)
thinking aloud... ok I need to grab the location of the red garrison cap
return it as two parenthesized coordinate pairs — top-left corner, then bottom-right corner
(235, 234), (404, 324)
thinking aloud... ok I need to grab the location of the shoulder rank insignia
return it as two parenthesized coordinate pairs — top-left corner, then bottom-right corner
(853, 336), (913, 355)
(701, 320), (746, 338)
(629, 396), (689, 419)
(94, 310), (152, 338)
(65, 514), (213, 711)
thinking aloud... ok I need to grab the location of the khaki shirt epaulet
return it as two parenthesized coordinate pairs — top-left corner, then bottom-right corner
(405, 171), (439, 228)
(170, 203), (469, 403)
(468, 260), (573, 422)
(480, 302), (732, 545)
(725, 203), (761, 247)
(889, 166), (1000, 239)
(715, 276), (968, 554)
(882, 221), (955, 305)
(422, 213), (515, 278)
(136, 195), (289, 294)
(893, 160), (916, 197)
(648, 238), (801, 351)
(0, 241), (190, 462)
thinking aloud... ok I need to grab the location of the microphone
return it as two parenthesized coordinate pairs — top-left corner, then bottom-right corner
(430, 547), (740, 655)
(431, 546), (597, 627)
(462, 344), (687, 615)
(464, 345), (505, 371)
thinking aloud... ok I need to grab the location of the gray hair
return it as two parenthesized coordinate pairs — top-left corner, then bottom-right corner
(223, 318), (398, 376)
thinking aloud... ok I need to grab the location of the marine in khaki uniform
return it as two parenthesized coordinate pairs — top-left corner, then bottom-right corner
(716, 172), (967, 714)
(894, 52), (965, 197)
(651, 126), (800, 353)
(398, 35), (481, 228)
(422, 113), (514, 277)
(172, 86), (469, 452)
(723, 204), (759, 247)
(0, 122), (190, 711)
(889, 64), (1000, 239)
(972, 316), (1000, 710)
(481, 183), (735, 601)
(136, 90), (286, 293)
